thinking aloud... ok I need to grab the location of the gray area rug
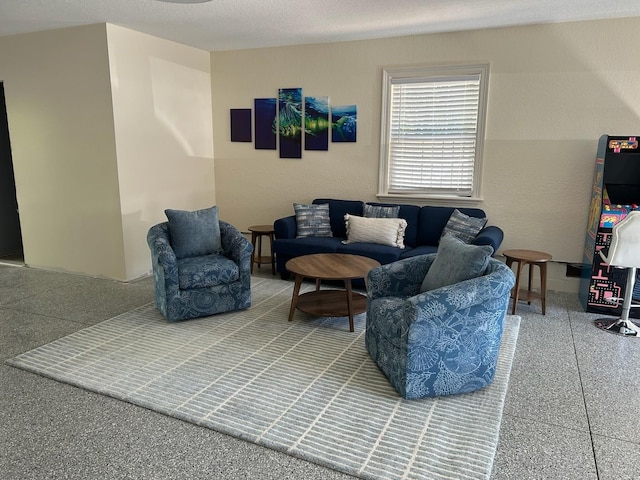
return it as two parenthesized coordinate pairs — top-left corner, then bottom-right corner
(7, 276), (520, 480)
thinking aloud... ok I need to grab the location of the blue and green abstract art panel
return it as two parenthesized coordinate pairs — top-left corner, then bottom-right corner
(331, 104), (357, 143)
(278, 88), (303, 159)
(304, 96), (329, 151)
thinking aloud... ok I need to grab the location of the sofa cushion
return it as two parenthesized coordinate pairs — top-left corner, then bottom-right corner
(165, 205), (222, 259)
(440, 208), (487, 244)
(313, 198), (363, 237)
(399, 245), (437, 259)
(336, 242), (403, 265)
(176, 254), (239, 290)
(364, 204), (400, 218)
(273, 236), (343, 257)
(294, 203), (332, 238)
(420, 234), (493, 292)
(343, 214), (407, 248)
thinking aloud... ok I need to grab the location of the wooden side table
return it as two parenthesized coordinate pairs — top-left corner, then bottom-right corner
(503, 249), (552, 315)
(248, 225), (275, 275)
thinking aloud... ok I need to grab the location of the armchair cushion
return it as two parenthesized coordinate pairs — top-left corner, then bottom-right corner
(176, 254), (239, 290)
(165, 205), (222, 259)
(420, 234), (493, 292)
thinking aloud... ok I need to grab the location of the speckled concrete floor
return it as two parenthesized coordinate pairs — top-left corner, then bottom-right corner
(1, 263), (638, 479)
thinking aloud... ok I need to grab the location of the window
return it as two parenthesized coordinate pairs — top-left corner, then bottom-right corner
(378, 64), (489, 203)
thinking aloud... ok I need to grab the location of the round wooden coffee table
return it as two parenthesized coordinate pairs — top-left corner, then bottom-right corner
(285, 253), (381, 332)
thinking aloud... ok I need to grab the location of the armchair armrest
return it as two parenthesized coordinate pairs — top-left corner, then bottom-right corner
(472, 225), (504, 253)
(146, 223), (180, 306)
(367, 254), (435, 300)
(408, 259), (515, 324)
(220, 221), (253, 268)
(147, 223), (177, 270)
(274, 215), (297, 239)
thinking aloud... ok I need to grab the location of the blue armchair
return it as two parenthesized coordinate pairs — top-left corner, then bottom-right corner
(365, 254), (515, 399)
(147, 220), (252, 321)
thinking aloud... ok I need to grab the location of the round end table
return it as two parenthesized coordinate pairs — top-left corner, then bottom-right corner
(248, 225), (275, 275)
(503, 249), (552, 315)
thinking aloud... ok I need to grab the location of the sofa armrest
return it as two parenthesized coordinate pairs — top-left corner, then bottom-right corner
(274, 215), (297, 239)
(367, 254), (435, 300)
(472, 225), (504, 253)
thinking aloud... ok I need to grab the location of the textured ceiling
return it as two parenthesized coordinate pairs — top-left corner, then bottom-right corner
(2, 0), (640, 51)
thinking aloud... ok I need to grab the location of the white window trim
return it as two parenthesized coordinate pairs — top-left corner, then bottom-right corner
(377, 63), (489, 206)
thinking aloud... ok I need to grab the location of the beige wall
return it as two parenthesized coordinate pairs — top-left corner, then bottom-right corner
(106, 24), (214, 280)
(0, 24), (213, 281)
(0, 24), (125, 278)
(211, 17), (640, 292)
(2, 17), (640, 290)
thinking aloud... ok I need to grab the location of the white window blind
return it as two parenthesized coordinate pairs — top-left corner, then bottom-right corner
(379, 64), (489, 201)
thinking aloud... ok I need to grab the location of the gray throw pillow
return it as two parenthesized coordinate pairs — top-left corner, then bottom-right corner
(165, 205), (222, 259)
(420, 234), (493, 292)
(440, 209), (487, 244)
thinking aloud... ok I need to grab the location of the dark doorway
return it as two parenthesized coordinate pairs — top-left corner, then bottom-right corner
(0, 82), (24, 263)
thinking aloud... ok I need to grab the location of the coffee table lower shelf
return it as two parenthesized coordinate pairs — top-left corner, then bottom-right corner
(295, 290), (367, 318)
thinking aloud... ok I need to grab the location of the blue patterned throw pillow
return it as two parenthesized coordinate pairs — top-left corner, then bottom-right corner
(440, 209), (487, 243)
(420, 234), (493, 292)
(363, 204), (400, 218)
(165, 205), (222, 259)
(294, 203), (332, 238)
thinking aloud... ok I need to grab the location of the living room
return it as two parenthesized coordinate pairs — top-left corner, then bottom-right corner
(2, 4), (640, 480)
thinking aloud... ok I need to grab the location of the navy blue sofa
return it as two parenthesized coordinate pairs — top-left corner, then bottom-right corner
(273, 198), (504, 279)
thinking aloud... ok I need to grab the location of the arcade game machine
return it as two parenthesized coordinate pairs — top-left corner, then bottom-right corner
(579, 134), (640, 321)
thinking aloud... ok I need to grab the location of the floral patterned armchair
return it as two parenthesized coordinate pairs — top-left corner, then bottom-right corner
(365, 254), (515, 399)
(147, 220), (252, 321)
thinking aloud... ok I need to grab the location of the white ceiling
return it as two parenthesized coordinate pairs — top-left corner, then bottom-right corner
(2, 0), (640, 51)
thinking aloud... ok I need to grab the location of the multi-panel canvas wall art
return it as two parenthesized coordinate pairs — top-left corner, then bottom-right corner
(231, 88), (356, 158)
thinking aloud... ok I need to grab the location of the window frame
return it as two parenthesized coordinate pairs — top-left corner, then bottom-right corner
(377, 63), (490, 206)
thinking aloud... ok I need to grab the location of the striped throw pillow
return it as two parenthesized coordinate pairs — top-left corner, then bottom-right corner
(440, 209), (487, 244)
(294, 203), (332, 238)
(363, 204), (400, 218)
